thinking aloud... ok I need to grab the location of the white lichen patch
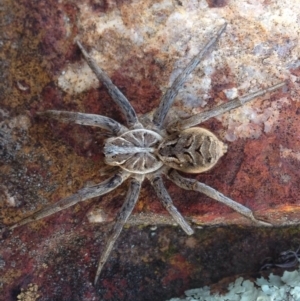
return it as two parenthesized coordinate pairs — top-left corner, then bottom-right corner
(280, 145), (300, 162)
(0, 185), (16, 206)
(218, 96), (289, 142)
(57, 0), (297, 139)
(87, 208), (107, 223)
(58, 61), (99, 94)
(0, 110), (31, 158)
(17, 283), (40, 301)
(167, 261), (300, 301)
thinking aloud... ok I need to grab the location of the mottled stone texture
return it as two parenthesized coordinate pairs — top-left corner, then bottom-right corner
(0, 0), (299, 300)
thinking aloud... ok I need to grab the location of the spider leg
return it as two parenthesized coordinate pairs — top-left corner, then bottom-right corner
(148, 173), (194, 235)
(152, 23), (227, 129)
(166, 169), (271, 226)
(9, 171), (130, 230)
(37, 110), (128, 135)
(76, 41), (140, 129)
(94, 175), (143, 285)
(170, 81), (286, 131)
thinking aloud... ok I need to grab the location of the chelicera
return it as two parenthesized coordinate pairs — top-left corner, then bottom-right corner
(9, 23), (285, 284)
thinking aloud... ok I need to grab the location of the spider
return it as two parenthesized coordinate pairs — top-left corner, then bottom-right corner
(9, 23), (285, 285)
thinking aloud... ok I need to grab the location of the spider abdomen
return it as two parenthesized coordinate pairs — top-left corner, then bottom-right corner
(104, 129), (163, 174)
(157, 127), (227, 173)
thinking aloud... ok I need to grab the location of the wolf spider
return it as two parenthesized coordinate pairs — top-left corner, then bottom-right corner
(9, 23), (285, 284)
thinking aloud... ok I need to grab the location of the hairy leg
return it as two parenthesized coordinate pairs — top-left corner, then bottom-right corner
(169, 82), (286, 132)
(77, 41), (140, 129)
(166, 169), (271, 226)
(94, 175), (143, 285)
(9, 170), (130, 230)
(148, 173), (194, 235)
(152, 23), (227, 129)
(38, 110), (128, 135)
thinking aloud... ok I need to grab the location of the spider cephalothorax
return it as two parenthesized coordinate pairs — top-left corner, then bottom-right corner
(9, 22), (285, 285)
(104, 129), (164, 173)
